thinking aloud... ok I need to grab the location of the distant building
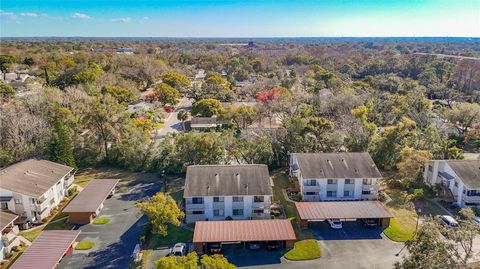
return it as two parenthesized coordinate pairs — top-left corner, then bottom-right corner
(183, 165), (273, 223)
(424, 160), (480, 207)
(115, 47), (136, 54)
(289, 153), (382, 201)
(0, 159), (75, 227)
(0, 212), (20, 262)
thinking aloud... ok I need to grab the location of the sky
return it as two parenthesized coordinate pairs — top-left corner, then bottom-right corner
(0, 0), (479, 37)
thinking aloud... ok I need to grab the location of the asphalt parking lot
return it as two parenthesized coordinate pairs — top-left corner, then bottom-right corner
(58, 178), (161, 269)
(237, 220), (404, 269)
(222, 243), (286, 267)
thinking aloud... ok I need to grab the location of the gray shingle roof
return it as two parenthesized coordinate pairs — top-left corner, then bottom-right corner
(0, 159), (74, 198)
(63, 179), (119, 213)
(447, 160), (480, 189)
(184, 165), (272, 197)
(0, 211), (18, 231)
(292, 152), (382, 179)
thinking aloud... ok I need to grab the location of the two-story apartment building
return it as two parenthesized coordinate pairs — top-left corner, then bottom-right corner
(289, 152), (382, 201)
(424, 160), (480, 207)
(0, 212), (20, 262)
(183, 164), (273, 223)
(0, 159), (75, 226)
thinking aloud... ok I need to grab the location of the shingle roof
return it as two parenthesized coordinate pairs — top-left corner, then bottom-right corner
(295, 201), (393, 220)
(193, 219), (296, 243)
(0, 159), (74, 198)
(191, 117), (218, 125)
(10, 230), (81, 269)
(184, 165), (272, 197)
(0, 211), (18, 231)
(291, 152), (382, 179)
(447, 160), (480, 189)
(63, 179), (119, 213)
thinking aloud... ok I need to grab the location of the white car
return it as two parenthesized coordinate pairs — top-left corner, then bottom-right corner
(327, 219), (343, 229)
(472, 217), (480, 228)
(439, 215), (459, 228)
(169, 243), (188, 256)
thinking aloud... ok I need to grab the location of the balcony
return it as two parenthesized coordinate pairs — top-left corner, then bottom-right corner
(303, 182), (320, 192)
(252, 202), (270, 209)
(463, 195), (480, 204)
(362, 184), (379, 192)
(2, 226), (19, 248)
(232, 201), (244, 209)
(64, 175), (75, 189)
(251, 213), (267, 219)
(185, 202), (204, 210)
(31, 198), (50, 212)
(212, 201), (225, 209)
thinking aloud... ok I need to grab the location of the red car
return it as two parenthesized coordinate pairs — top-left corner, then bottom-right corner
(164, 107), (174, 113)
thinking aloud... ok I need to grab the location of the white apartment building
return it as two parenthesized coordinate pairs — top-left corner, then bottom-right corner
(0, 159), (75, 227)
(424, 160), (480, 207)
(289, 152), (382, 201)
(183, 165), (273, 223)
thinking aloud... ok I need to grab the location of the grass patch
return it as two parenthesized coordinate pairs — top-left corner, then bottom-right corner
(117, 187), (129, 193)
(148, 224), (193, 248)
(383, 217), (415, 242)
(45, 218), (72, 230)
(19, 226), (43, 242)
(284, 240), (321, 261)
(271, 171), (296, 218)
(75, 241), (94, 250)
(93, 218), (111, 225)
(169, 189), (184, 204)
(383, 188), (417, 242)
(50, 211), (68, 222)
(75, 175), (92, 188)
(141, 249), (153, 269)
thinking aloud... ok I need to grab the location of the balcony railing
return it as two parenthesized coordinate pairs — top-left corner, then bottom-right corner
(252, 202), (269, 209)
(31, 198), (50, 212)
(185, 203), (204, 209)
(2, 227), (18, 247)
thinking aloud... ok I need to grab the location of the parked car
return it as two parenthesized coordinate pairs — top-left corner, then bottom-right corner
(247, 241), (261, 250)
(327, 219), (343, 229)
(472, 217), (480, 228)
(266, 241), (280, 251)
(169, 243), (188, 256)
(362, 219), (378, 228)
(439, 215), (459, 228)
(208, 242), (222, 254)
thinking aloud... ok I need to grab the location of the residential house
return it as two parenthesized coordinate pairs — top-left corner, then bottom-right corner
(183, 165), (273, 223)
(289, 152), (382, 201)
(0, 159), (75, 226)
(424, 160), (480, 207)
(0, 212), (20, 262)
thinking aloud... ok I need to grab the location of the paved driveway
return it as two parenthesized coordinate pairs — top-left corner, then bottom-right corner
(157, 98), (192, 137)
(58, 179), (161, 269)
(233, 221), (404, 269)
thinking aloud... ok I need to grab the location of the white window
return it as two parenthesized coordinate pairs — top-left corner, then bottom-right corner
(327, 191), (336, 197)
(327, 179), (337, 184)
(363, 179), (373, 185)
(232, 196), (243, 202)
(14, 199), (22, 204)
(345, 179), (354, 184)
(233, 209), (244, 216)
(344, 190), (351, 197)
(213, 197), (224, 202)
(254, 196), (264, 203)
(253, 209), (264, 214)
(213, 209), (224, 216)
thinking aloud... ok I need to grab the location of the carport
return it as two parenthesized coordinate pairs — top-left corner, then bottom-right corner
(63, 179), (119, 225)
(295, 201), (392, 228)
(10, 230), (81, 269)
(193, 219), (296, 252)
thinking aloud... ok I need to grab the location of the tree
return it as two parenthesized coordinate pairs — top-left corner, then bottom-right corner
(394, 222), (459, 269)
(397, 147), (432, 180)
(136, 192), (184, 236)
(448, 208), (480, 267)
(445, 102), (480, 136)
(219, 105), (257, 129)
(200, 254), (237, 269)
(177, 109), (189, 131)
(189, 75), (234, 101)
(101, 86), (135, 104)
(154, 83), (181, 106)
(0, 55), (15, 74)
(346, 105), (377, 151)
(49, 121), (77, 169)
(162, 71), (191, 92)
(192, 99), (223, 117)
(155, 252), (199, 269)
(0, 82), (15, 97)
(72, 62), (104, 84)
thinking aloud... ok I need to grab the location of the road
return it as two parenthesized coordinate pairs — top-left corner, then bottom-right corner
(156, 97), (193, 137)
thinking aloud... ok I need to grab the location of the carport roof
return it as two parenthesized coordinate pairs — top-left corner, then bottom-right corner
(10, 230), (80, 269)
(295, 201), (393, 220)
(63, 179), (119, 213)
(193, 219), (296, 243)
(0, 211), (18, 231)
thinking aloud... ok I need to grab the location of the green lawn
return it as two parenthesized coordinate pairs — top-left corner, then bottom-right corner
(75, 241), (94, 250)
(284, 240), (321, 261)
(148, 224), (193, 248)
(383, 217), (415, 242)
(50, 211), (68, 222)
(93, 217), (110, 225)
(19, 226), (43, 242)
(44, 218), (72, 230)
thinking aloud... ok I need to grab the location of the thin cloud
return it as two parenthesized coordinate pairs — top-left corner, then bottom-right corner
(0, 10), (17, 20)
(143, 16), (149, 20)
(20, 12), (38, 17)
(112, 17), (131, 23)
(71, 12), (90, 19)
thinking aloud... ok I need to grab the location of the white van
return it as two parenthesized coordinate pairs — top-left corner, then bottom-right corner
(439, 215), (459, 228)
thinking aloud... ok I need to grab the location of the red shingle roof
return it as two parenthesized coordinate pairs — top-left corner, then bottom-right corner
(10, 230), (80, 269)
(193, 219), (296, 243)
(63, 179), (119, 213)
(295, 201), (393, 220)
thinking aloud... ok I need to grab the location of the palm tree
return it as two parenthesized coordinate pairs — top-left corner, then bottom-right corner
(177, 109), (189, 131)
